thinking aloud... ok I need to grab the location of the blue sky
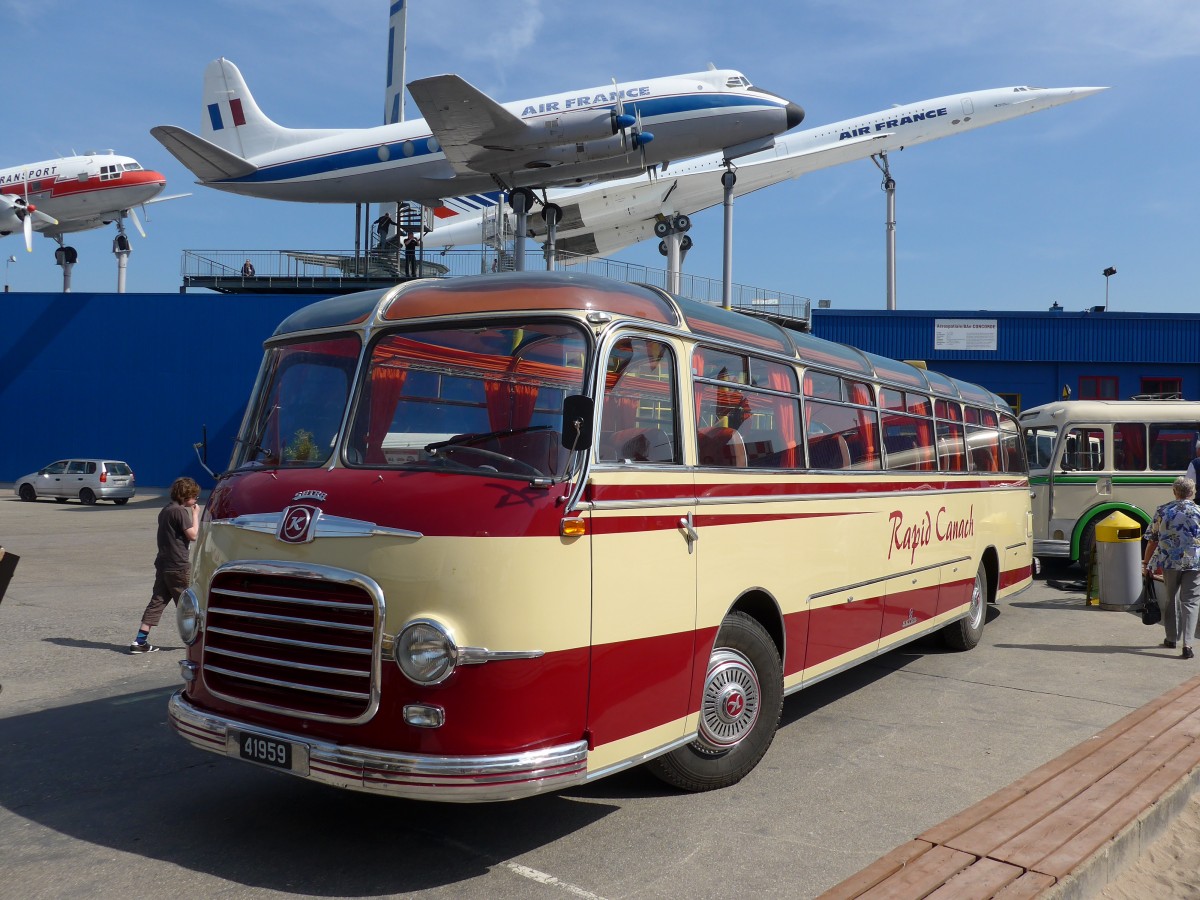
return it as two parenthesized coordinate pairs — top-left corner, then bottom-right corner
(1, 0), (1195, 311)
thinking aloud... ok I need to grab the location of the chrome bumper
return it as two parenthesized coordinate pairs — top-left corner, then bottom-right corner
(168, 691), (588, 802)
(1033, 539), (1070, 558)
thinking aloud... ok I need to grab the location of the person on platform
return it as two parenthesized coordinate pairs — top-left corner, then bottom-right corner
(404, 230), (420, 278)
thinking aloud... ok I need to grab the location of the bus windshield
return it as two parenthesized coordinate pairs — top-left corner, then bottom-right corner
(236, 336), (361, 470)
(344, 320), (589, 478)
(1024, 426), (1058, 469)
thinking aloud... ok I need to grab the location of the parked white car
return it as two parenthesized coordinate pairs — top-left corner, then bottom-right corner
(14, 459), (136, 505)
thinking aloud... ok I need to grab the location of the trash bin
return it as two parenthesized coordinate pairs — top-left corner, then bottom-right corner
(1094, 511), (1144, 610)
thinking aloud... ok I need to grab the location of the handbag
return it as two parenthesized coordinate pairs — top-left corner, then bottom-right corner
(1142, 574), (1162, 626)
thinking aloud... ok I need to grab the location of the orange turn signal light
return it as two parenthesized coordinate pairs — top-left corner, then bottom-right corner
(560, 517), (587, 537)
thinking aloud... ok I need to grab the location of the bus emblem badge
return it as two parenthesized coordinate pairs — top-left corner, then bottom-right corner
(278, 505), (321, 543)
(725, 691), (745, 718)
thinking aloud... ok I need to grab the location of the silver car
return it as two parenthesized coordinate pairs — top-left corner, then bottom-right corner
(14, 459), (136, 505)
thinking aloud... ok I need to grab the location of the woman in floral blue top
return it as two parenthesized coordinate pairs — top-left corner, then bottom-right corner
(1142, 476), (1200, 659)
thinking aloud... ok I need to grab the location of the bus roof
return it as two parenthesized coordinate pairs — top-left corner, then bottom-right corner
(1019, 399), (1200, 424)
(272, 272), (1011, 412)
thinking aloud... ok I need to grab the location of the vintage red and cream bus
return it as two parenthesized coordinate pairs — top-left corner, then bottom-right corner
(170, 272), (1033, 801)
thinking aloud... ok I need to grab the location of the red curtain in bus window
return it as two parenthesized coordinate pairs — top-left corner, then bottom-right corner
(847, 381), (879, 467)
(802, 371), (814, 429)
(483, 376), (537, 432)
(768, 369), (798, 467)
(365, 363), (408, 464)
(511, 378), (537, 430)
(1114, 422), (1146, 471)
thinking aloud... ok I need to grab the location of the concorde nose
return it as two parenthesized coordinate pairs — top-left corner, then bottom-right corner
(785, 101), (805, 130)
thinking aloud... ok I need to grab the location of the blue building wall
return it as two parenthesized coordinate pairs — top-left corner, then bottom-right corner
(4, 292), (1197, 488)
(1, 292), (312, 488)
(810, 308), (1200, 409)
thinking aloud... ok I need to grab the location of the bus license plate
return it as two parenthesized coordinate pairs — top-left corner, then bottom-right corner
(238, 732), (294, 770)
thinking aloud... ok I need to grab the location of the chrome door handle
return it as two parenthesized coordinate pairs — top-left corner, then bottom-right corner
(679, 511), (699, 554)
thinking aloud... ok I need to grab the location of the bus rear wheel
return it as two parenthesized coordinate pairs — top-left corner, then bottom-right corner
(647, 611), (782, 792)
(942, 562), (988, 651)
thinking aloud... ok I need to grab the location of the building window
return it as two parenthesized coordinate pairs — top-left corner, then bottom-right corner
(1079, 376), (1118, 401)
(996, 392), (1022, 414)
(1139, 377), (1182, 400)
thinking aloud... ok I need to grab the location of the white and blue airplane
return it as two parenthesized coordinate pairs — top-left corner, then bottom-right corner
(151, 58), (804, 204)
(425, 84), (1107, 259)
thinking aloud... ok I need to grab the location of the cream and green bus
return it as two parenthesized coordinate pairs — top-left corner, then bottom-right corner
(1019, 400), (1200, 564)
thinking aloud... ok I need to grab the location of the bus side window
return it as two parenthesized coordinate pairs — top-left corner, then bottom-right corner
(598, 337), (679, 464)
(1114, 422), (1146, 471)
(1060, 427), (1104, 471)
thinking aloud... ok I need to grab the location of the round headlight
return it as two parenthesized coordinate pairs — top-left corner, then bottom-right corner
(177, 588), (202, 645)
(395, 619), (458, 685)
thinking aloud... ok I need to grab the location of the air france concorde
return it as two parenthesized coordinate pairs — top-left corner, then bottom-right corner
(425, 84), (1106, 259)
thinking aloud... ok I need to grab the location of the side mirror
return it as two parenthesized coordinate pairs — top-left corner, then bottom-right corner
(561, 395), (594, 452)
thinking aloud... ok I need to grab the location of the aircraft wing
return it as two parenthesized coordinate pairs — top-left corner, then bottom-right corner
(554, 221), (659, 262)
(407, 74), (532, 176)
(150, 126), (259, 182)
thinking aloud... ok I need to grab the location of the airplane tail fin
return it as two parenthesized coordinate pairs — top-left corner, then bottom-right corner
(200, 58), (335, 160)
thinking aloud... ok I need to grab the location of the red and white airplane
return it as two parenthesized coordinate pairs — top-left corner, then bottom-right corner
(0, 151), (168, 253)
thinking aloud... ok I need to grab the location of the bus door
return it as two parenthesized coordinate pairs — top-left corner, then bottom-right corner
(1053, 425), (1109, 550)
(586, 335), (696, 760)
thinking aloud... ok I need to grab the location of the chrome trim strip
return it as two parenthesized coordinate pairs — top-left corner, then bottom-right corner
(205, 645), (371, 678)
(584, 733), (698, 783)
(169, 691), (588, 802)
(213, 586), (369, 610)
(212, 512), (423, 540)
(204, 663), (372, 700)
(206, 625), (372, 655)
(207, 605), (374, 633)
(202, 561), (385, 725)
(808, 557), (968, 600)
(590, 484), (1028, 511)
(457, 647), (545, 665)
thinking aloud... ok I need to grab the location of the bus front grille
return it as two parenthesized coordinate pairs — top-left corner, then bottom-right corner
(203, 569), (379, 722)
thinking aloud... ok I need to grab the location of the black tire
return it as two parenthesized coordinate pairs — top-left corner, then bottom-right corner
(942, 562), (988, 651)
(647, 611), (782, 792)
(114, 498), (129, 505)
(1077, 520), (1096, 569)
(653, 219), (671, 238)
(79, 488), (97, 505)
(55, 497), (68, 504)
(18, 483), (36, 502)
(672, 214), (691, 233)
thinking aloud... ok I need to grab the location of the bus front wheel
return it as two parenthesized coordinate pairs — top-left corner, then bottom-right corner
(647, 611), (783, 792)
(942, 562), (988, 651)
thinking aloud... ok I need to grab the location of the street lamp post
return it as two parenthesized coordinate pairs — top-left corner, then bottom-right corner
(1103, 266), (1117, 310)
(4, 255), (15, 292)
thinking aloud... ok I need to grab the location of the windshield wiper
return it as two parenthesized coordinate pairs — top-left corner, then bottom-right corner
(424, 425), (553, 453)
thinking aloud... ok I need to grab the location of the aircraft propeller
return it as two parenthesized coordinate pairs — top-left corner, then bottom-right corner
(611, 79), (655, 170)
(125, 206), (146, 239)
(7, 194), (59, 253)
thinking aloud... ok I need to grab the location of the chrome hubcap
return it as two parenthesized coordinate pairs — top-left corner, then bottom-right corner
(696, 649), (760, 751)
(967, 572), (985, 629)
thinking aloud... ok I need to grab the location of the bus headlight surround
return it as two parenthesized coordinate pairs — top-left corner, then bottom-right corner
(177, 588), (202, 645)
(396, 619), (459, 685)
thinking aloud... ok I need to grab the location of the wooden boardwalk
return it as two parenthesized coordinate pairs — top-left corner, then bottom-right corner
(818, 674), (1200, 899)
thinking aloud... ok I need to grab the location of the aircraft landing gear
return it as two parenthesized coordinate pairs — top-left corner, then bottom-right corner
(53, 240), (78, 293)
(871, 151), (897, 310)
(113, 220), (132, 294)
(541, 203), (562, 271)
(507, 187), (537, 272)
(720, 165), (736, 309)
(655, 213), (692, 294)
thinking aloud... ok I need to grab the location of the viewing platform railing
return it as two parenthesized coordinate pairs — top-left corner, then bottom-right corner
(180, 248), (812, 330)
